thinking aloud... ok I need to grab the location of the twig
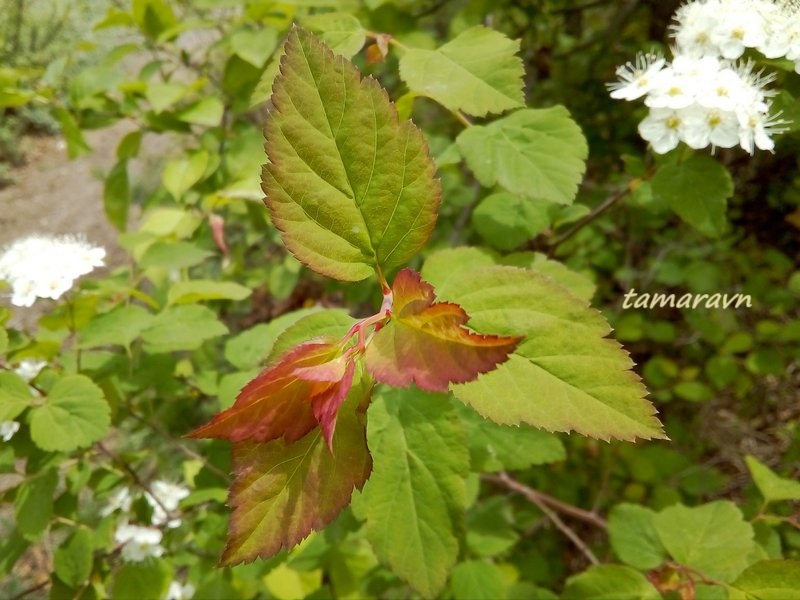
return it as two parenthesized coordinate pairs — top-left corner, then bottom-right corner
(548, 186), (630, 250)
(485, 472), (602, 565)
(10, 579), (49, 600)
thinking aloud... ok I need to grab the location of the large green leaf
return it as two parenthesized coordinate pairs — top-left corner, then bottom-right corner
(730, 560), (800, 600)
(607, 503), (667, 570)
(0, 372), (34, 421)
(450, 560), (507, 600)
(653, 501), (755, 582)
(15, 468), (58, 540)
(112, 559), (172, 600)
(29, 375), (110, 452)
(166, 280), (252, 305)
(472, 191), (549, 251)
(140, 305), (228, 353)
(561, 565), (661, 600)
(457, 107), (588, 205)
(263, 27), (440, 281)
(398, 26), (524, 117)
(302, 13), (365, 58)
(359, 387), (468, 597)
(54, 529), (93, 587)
(745, 455), (800, 503)
(221, 377), (372, 564)
(79, 305), (155, 350)
(428, 265), (664, 441)
(651, 155), (733, 237)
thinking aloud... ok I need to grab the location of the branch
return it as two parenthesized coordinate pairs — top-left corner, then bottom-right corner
(484, 472), (603, 565)
(548, 186), (630, 250)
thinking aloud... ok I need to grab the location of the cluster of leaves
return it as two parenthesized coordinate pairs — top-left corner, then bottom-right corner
(0, 1), (798, 599)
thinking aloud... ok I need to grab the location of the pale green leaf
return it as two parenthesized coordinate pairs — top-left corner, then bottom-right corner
(303, 13), (365, 58)
(399, 26), (524, 117)
(457, 107), (588, 205)
(458, 404), (565, 473)
(653, 501), (755, 582)
(465, 497), (518, 557)
(163, 151), (209, 199)
(138, 240), (213, 269)
(145, 82), (187, 113)
(428, 265), (663, 441)
(504, 251), (596, 303)
(141, 305), (228, 353)
(608, 503), (667, 570)
(268, 309), (356, 362)
(54, 529), (93, 587)
(263, 28), (440, 281)
(15, 468), (58, 540)
(651, 155), (733, 237)
(472, 192), (550, 250)
(112, 558), (172, 600)
(104, 160), (130, 231)
(79, 305), (155, 349)
(224, 324), (275, 370)
(28, 375), (110, 452)
(166, 280), (252, 305)
(562, 565), (661, 600)
(177, 97), (224, 126)
(450, 560), (507, 600)
(231, 28), (278, 68)
(361, 388), (468, 597)
(730, 560), (800, 600)
(745, 455), (800, 503)
(0, 372), (34, 421)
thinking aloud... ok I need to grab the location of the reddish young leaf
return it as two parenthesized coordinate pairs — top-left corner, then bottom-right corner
(365, 269), (522, 392)
(222, 377), (373, 565)
(188, 340), (355, 449)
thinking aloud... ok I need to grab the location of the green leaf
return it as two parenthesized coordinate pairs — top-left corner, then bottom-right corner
(429, 266), (664, 441)
(79, 305), (155, 349)
(145, 82), (187, 113)
(360, 387), (468, 597)
(112, 558), (172, 600)
(163, 151), (209, 199)
(263, 27), (440, 281)
(131, 0), (177, 38)
(450, 561), (507, 600)
(15, 468), (58, 540)
(117, 131), (142, 160)
(177, 97), (224, 127)
(302, 13), (365, 58)
(269, 309), (356, 362)
(231, 28), (279, 67)
(225, 324), (275, 370)
(607, 503), (667, 570)
(466, 497), (518, 557)
(104, 159), (130, 232)
(167, 280), (252, 305)
(651, 155), (733, 237)
(472, 192), (550, 250)
(457, 107), (588, 205)
(0, 372), (34, 421)
(0, 530), (28, 576)
(138, 240), (213, 269)
(730, 560), (800, 600)
(458, 404), (565, 473)
(398, 26), (524, 117)
(745, 455), (800, 503)
(653, 501), (755, 582)
(140, 305), (228, 353)
(28, 375), (110, 452)
(561, 565), (661, 600)
(55, 107), (90, 158)
(54, 529), (93, 587)
(221, 377), (372, 564)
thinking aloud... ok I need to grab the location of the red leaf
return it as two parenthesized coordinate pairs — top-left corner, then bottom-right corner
(188, 340), (354, 448)
(365, 269), (522, 392)
(222, 377), (373, 565)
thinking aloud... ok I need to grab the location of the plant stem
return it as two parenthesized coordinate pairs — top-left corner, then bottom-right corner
(548, 186), (631, 250)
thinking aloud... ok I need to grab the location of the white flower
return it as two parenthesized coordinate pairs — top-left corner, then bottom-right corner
(760, 1), (800, 58)
(14, 359), (46, 382)
(638, 108), (686, 153)
(681, 105), (740, 149)
(114, 522), (165, 562)
(0, 421), (20, 442)
(166, 581), (195, 600)
(100, 486), (133, 517)
(709, 2), (768, 59)
(737, 106), (788, 153)
(0, 235), (106, 307)
(607, 53), (667, 100)
(695, 67), (749, 111)
(645, 68), (697, 109)
(672, 0), (722, 57)
(145, 480), (190, 528)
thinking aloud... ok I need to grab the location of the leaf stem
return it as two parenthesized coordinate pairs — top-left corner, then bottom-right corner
(548, 185), (631, 250)
(452, 110), (472, 128)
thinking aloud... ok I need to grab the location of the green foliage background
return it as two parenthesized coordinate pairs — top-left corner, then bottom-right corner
(1, 0), (799, 599)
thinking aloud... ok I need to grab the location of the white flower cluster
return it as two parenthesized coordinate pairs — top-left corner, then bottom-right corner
(608, 0), (792, 154)
(0, 421), (20, 442)
(106, 480), (190, 563)
(0, 235), (106, 307)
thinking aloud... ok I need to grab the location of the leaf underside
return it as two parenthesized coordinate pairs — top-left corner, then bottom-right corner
(263, 27), (440, 281)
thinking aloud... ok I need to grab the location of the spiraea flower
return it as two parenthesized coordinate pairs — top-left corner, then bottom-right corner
(607, 53), (667, 101)
(145, 480), (190, 528)
(0, 235), (106, 307)
(114, 522), (165, 562)
(14, 359), (46, 382)
(166, 581), (196, 600)
(100, 486), (133, 517)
